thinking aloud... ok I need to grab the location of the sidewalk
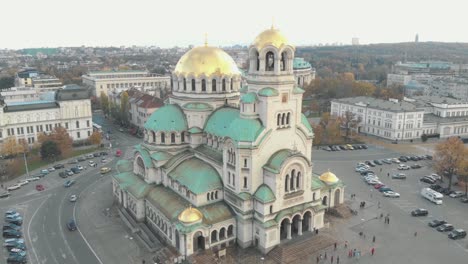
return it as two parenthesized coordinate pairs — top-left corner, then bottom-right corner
(358, 135), (438, 155)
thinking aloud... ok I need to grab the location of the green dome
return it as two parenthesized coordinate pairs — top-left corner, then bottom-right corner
(182, 102), (213, 111)
(241, 92), (258, 103)
(258, 87), (279, 97)
(254, 184), (276, 203)
(144, 104), (188, 132)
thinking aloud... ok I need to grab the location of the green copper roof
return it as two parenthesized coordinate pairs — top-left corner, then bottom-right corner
(168, 157), (222, 194)
(182, 102), (213, 111)
(146, 185), (190, 222)
(128, 177), (152, 199)
(204, 107), (264, 143)
(113, 172), (136, 190)
(116, 160), (133, 173)
(311, 176), (326, 190)
(255, 219), (277, 229)
(301, 114), (313, 134)
(258, 87), (279, 97)
(254, 184), (276, 203)
(150, 151), (173, 161)
(238, 192), (252, 201)
(293, 86), (305, 94)
(263, 149), (294, 174)
(199, 201), (234, 225)
(241, 92), (258, 103)
(239, 86), (248, 93)
(195, 145), (223, 164)
(144, 104), (188, 132)
(134, 144), (153, 168)
(188, 127), (203, 134)
(293, 58), (312, 69)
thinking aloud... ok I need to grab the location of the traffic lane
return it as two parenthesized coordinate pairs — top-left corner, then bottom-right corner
(313, 146), (402, 161)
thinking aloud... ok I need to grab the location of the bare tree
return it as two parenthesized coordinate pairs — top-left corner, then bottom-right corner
(341, 111), (361, 141)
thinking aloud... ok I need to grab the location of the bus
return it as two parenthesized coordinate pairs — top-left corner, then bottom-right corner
(421, 188), (443, 205)
(92, 123), (103, 133)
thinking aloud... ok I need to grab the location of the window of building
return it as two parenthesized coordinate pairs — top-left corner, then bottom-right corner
(222, 79), (226, 91)
(243, 177), (247, 188)
(201, 79), (206, 91)
(269, 205), (273, 214)
(183, 78), (187, 91)
(181, 132), (185, 143)
(282, 93), (288, 103)
(88, 131), (91, 137)
(212, 79), (216, 91)
(161, 133), (165, 143)
(230, 78), (233, 91)
(76, 121), (79, 128)
(77, 132), (80, 138)
(87, 120), (90, 127)
(171, 133), (175, 143)
(244, 158), (247, 167)
(191, 79), (195, 91)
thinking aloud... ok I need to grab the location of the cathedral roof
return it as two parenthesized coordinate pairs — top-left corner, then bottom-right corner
(301, 114), (314, 134)
(134, 144), (153, 168)
(204, 107), (264, 143)
(253, 27), (291, 50)
(178, 206), (203, 224)
(174, 45), (241, 77)
(258, 87), (279, 97)
(240, 92), (258, 103)
(116, 160), (133, 173)
(150, 151), (173, 161)
(188, 127), (203, 134)
(254, 184), (276, 203)
(293, 86), (305, 94)
(144, 104), (188, 133)
(263, 149), (310, 174)
(114, 171), (151, 199)
(182, 102), (213, 111)
(319, 170), (340, 184)
(168, 157), (222, 194)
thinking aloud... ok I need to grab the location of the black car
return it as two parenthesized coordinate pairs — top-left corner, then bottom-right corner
(365, 161), (376, 167)
(353, 145), (362, 150)
(361, 145), (368, 149)
(425, 155), (433, 160)
(77, 157), (86, 162)
(436, 224), (454, 232)
(3, 223), (21, 231)
(428, 219), (447, 228)
(53, 164), (65, 169)
(100, 151), (108, 156)
(93, 152), (101, 157)
(399, 157), (408, 162)
(70, 167), (80, 174)
(430, 184), (442, 191)
(58, 172), (67, 178)
(410, 156), (419, 161)
(67, 219), (77, 231)
(411, 164), (422, 169)
(448, 229), (467, 240)
(3, 229), (22, 238)
(0, 192), (10, 198)
(420, 177), (436, 184)
(411, 208), (428, 216)
(339, 145), (347, 150)
(373, 160), (383, 165)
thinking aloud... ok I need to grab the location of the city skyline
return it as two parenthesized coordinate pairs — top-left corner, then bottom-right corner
(1, 0), (467, 49)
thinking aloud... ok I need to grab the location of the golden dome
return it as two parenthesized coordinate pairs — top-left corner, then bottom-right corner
(319, 170), (339, 184)
(178, 206), (203, 224)
(253, 27), (290, 50)
(174, 45), (241, 77)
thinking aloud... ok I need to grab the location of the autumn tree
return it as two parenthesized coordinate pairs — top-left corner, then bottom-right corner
(100, 92), (109, 115)
(40, 140), (61, 160)
(341, 111), (361, 141)
(1, 137), (24, 157)
(433, 137), (466, 191)
(312, 124), (324, 147)
(457, 152), (468, 197)
(120, 91), (129, 126)
(38, 127), (73, 157)
(88, 131), (102, 145)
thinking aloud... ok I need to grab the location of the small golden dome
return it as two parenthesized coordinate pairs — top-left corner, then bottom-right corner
(174, 45), (241, 77)
(319, 170), (339, 184)
(253, 27), (290, 50)
(178, 206), (203, 224)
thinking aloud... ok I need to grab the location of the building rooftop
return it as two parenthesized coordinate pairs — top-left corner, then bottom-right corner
(4, 100), (58, 112)
(293, 58), (312, 69)
(423, 113), (468, 124)
(410, 95), (467, 105)
(333, 96), (422, 112)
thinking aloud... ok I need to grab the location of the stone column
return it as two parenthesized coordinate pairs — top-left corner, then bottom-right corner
(287, 223), (292, 240)
(217, 231), (220, 242)
(298, 219), (303, 236)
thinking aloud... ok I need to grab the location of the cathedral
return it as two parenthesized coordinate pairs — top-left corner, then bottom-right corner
(112, 26), (344, 257)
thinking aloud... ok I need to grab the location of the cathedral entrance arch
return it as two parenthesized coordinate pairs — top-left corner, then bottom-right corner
(291, 215), (301, 236)
(280, 218), (291, 240)
(322, 196), (328, 206)
(302, 211), (312, 232)
(193, 231), (205, 252)
(334, 189), (341, 206)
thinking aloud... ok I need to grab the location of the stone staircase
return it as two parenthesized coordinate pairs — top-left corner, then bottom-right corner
(152, 247), (181, 264)
(268, 234), (335, 264)
(328, 204), (353, 219)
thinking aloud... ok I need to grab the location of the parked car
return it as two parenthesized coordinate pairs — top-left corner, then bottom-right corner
(69, 159), (78, 164)
(448, 229), (467, 240)
(5, 210), (20, 217)
(373, 160), (383, 165)
(3, 223), (21, 231)
(89, 161), (97, 167)
(59, 172), (67, 178)
(3, 229), (22, 238)
(40, 169), (49, 175)
(425, 155), (433, 160)
(420, 177), (436, 184)
(429, 174), (442, 181)
(399, 156), (408, 162)
(411, 208), (428, 216)
(86, 154), (94, 159)
(449, 191), (464, 198)
(382, 159), (392, 164)
(392, 173), (407, 179)
(4, 238), (24, 244)
(100, 167), (111, 174)
(77, 156), (86, 162)
(398, 164), (410, 170)
(365, 161), (376, 167)
(0, 192), (11, 198)
(379, 187), (393, 193)
(67, 219), (77, 231)
(374, 183), (386, 189)
(64, 180), (75, 188)
(53, 164), (65, 169)
(3, 241), (26, 249)
(101, 158), (108, 163)
(100, 151), (108, 156)
(76, 165), (84, 171)
(35, 184), (45, 191)
(8, 249), (26, 258)
(430, 184), (442, 191)
(93, 152), (101, 157)
(383, 191), (400, 198)
(339, 145), (347, 150)
(346, 144), (354, 150)
(17, 181), (28, 187)
(410, 164), (422, 169)
(461, 197), (468, 203)
(391, 158), (400, 164)
(410, 156), (419, 161)
(5, 218), (22, 226)
(47, 167), (55, 172)
(25, 177), (40, 182)
(436, 224), (454, 232)
(70, 167), (80, 174)
(428, 219), (447, 228)
(6, 254), (27, 264)
(322, 146), (332, 151)
(360, 145), (368, 149)
(7, 185), (21, 191)
(65, 169), (74, 176)
(69, 195), (78, 202)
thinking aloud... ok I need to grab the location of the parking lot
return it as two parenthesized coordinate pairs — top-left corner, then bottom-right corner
(314, 145), (468, 263)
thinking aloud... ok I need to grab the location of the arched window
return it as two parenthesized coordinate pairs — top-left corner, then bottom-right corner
(207, 193), (210, 201)
(281, 52), (286, 71)
(281, 113), (285, 125)
(256, 51), (260, 71)
(227, 150), (231, 163)
(211, 230), (218, 242)
(266, 51), (274, 71)
(220, 228), (226, 240)
(215, 191), (218, 199)
(211, 192), (214, 200)
(227, 225), (234, 237)
(230, 78), (233, 91)
(202, 79), (206, 91)
(228, 172), (231, 184)
(181, 132), (185, 143)
(277, 114), (281, 126)
(243, 177), (247, 188)
(285, 174), (289, 192)
(232, 174), (235, 186)
(161, 132), (165, 143)
(171, 133), (176, 143)
(186, 189), (190, 198)
(297, 172), (301, 189)
(212, 79), (216, 91)
(222, 79), (226, 91)
(270, 205), (273, 214)
(286, 113), (290, 125)
(291, 170), (295, 190)
(191, 79), (195, 91)
(183, 78), (187, 90)
(152, 131), (156, 143)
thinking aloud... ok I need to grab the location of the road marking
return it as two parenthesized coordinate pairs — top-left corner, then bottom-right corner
(73, 176), (105, 264)
(58, 188), (80, 264)
(26, 195), (50, 264)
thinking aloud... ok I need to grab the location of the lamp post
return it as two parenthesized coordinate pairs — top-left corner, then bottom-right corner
(23, 152), (30, 177)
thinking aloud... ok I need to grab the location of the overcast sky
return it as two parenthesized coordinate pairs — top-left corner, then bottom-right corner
(1, 0), (466, 49)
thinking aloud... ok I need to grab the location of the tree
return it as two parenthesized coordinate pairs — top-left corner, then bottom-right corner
(40, 140), (61, 160)
(433, 137), (466, 191)
(1, 137), (23, 157)
(421, 134), (428, 142)
(341, 111), (361, 141)
(100, 92), (109, 115)
(0, 77), (14, 89)
(88, 131), (102, 145)
(38, 127), (73, 157)
(457, 152), (468, 197)
(120, 91), (129, 126)
(312, 124), (324, 146)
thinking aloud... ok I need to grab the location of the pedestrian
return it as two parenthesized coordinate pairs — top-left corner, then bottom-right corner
(337, 256), (340, 264)
(348, 250), (352, 257)
(334, 242), (337, 250)
(378, 201), (380, 208)
(331, 255), (334, 264)
(353, 249), (356, 257)
(414, 231), (418, 237)
(371, 247), (375, 256)
(320, 253), (323, 260)
(372, 235), (376, 243)
(317, 256), (319, 263)
(344, 241), (348, 248)
(387, 172), (390, 177)
(325, 252), (327, 259)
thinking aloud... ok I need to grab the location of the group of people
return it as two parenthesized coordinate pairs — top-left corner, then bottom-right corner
(315, 240), (378, 263)
(359, 201), (366, 208)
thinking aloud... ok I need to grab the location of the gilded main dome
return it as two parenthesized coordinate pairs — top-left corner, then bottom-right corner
(178, 206), (203, 224)
(253, 27), (290, 50)
(174, 45), (241, 77)
(319, 170), (339, 184)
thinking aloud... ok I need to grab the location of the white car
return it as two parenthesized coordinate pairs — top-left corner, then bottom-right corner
(17, 180), (29, 186)
(384, 191), (400, 198)
(76, 165), (84, 170)
(101, 158), (108, 163)
(48, 167), (55, 172)
(391, 158), (401, 164)
(7, 184), (21, 191)
(449, 191), (464, 198)
(356, 167), (367, 172)
(69, 195), (78, 202)
(88, 161), (97, 167)
(367, 179), (382, 185)
(25, 177), (40, 182)
(430, 173), (442, 181)
(398, 164), (410, 170)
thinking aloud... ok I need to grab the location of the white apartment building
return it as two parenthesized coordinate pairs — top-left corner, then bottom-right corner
(0, 87), (93, 147)
(387, 73), (412, 87)
(0, 87), (40, 103)
(82, 70), (171, 97)
(331, 97), (425, 140)
(32, 75), (63, 92)
(128, 91), (164, 130)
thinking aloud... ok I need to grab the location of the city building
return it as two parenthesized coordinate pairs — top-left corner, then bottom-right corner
(293, 58), (315, 88)
(15, 68), (40, 87)
(112, 27), (344, 258)
(386, 73), (412, 87)
(31, 75), (63, 92)
(331, 97), (425, 140)
(352, 38), (359, 46)
(0, 86), (92, 147)
(82, 70), (171, 97)
(127, 89), (165, 130)
(0, 87), (40, 103)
